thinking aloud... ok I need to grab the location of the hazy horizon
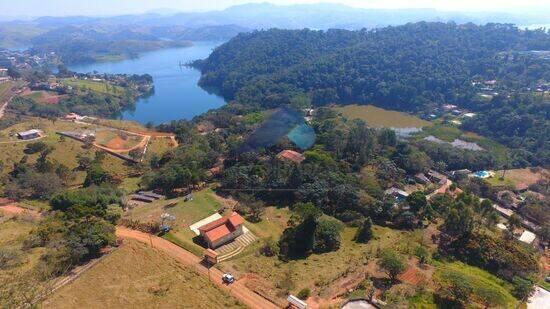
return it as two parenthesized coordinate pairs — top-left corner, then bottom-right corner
(1, 0), (549, 19)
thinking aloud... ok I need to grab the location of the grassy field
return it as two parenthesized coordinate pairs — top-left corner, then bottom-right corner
(416, 123), (509, 163)
(433, 261), (518, 308)
(41, 240), (244, 309)
(0, 82), (13, 101)
(22, 91), (66, 105)
(486, 168), (547, 189)
(220, 223), (435, 299)
(61, 78), (124, 96)
(333, 104), (432, 128)
(0, 117), (136, 184)
(94, 130), (144, 150)
(124, 188), (225, 255)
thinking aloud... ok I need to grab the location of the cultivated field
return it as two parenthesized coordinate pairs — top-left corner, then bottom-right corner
(333, 104), (432, 128)
(41, 240), (244, 309)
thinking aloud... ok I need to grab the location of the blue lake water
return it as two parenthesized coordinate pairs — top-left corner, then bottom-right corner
(68, 41), (226, 124)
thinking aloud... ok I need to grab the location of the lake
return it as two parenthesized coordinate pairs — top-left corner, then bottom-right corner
(69, 41), (226, 125)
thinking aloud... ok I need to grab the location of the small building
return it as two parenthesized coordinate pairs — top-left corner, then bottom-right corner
(519, 230), (536, 245)
(427, 170), (447, 185)
(287, 295), (307, 309)
(442, 104), (457, 111)
(203, 248), (218, 265)
(17, 129), (42, 140)
(198, 212), (245, 249)
(137, 191), (165, 200)
(414, 173), (430, 184)
(384, 187), (409, 205)
(130, 194), (156, 203)
(462, 112), (476, 118)
(450, 169), (471, 180)
(277, 150), (305, 164)
(65, 113), (84, 121)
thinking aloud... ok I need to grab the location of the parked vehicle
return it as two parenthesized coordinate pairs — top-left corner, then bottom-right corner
(222, 273), (235, 284)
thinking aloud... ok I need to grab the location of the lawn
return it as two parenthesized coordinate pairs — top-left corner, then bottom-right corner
(22, 91), (66, 105)
(60, 78), (124, 96)
(0, 81), (13, 101)
(124, 188), (225, 255)
(41, 240), (244, 309)
(333, 104), (432, 128)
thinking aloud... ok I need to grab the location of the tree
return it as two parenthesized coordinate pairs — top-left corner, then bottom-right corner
(406, 191), (427, 217)
(414, 246), (429, 265)
(377, 250), (406, 283)
(24, 141), (48, 154)
(512, 276), (534, 301)
(313, 217), (342, 253)
(507, 214), (522, 234)
(83, 164), (112, 187)
(355, 217), (373, 243)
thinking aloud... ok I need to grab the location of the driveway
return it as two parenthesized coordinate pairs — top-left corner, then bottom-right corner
(115, 227), (279, 309)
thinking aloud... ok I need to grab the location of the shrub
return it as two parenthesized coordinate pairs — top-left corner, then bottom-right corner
(297, 288), (311, 300)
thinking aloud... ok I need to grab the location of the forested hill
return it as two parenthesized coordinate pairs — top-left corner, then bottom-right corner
(195, 22), (550, 166)
(195, 22), (549, 109)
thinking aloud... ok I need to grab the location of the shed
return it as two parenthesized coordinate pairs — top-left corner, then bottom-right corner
(287, 295), (307, 309)
(17, 129), (42, 140)
(203, 248), (218, 265)
(519, 230), (536, 244)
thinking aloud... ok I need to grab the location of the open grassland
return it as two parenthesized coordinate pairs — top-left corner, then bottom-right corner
(94, 130), (144, 151)
(41, 240), (244, 309)
(486, 168), (547, 189)
(333, 104), (432, 128)
(145, 137), (176, 160)
(220, 224), (435, 298)
(433, 261), (518, 308)
(0, 117), (135, 183)
(22, 90), (66, 105)
(0, 82), (13, 101)
(60, 78), (124, 96)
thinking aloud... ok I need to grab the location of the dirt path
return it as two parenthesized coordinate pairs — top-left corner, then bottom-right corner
(0, 102), (7, 119)
(0, 204), (40, 218)
(115, 227), (279, 309)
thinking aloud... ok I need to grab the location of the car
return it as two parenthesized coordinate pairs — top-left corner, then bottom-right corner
(222, 273), (235, 284)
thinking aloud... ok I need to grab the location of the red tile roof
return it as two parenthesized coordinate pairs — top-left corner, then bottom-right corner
(199, 212), (245, 243)
(277, 150), (305, 164)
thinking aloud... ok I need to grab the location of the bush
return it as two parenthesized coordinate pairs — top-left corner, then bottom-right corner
(355, 217), (373, 243)
(378, 250), (406, 283)
(24, 141), (48, 154)
(297, 288), (311, 300)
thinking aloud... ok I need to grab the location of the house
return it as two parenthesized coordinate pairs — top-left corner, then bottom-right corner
(384, 187), (409, 205)
(64, 113), (84, 121)
(277, 150), (305, 164)
(17, 129), (42, 140)
(414, 173), (430, 184)
(462, 113), (476, 118)
(442, 104), (457, 111)
(427, 170), (447, 185)
(450, 169), (471, 180)
(484, 80), (497, 86)
(198, 212), (245, 249)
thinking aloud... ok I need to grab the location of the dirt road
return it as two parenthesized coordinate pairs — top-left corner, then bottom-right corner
(115, 227), (279, 309)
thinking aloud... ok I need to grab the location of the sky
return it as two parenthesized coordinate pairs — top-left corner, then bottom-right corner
(1, 0), (549, 17)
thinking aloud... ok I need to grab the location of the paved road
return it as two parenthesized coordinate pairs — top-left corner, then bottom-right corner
(115, 227), (279, 309)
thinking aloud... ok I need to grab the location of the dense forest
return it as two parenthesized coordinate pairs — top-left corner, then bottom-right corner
(195, 22), (550, 166)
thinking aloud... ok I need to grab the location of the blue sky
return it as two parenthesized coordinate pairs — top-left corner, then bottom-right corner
(2, 0), (549, 17)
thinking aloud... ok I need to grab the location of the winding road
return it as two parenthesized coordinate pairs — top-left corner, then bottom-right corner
(115, 227), (279, 309)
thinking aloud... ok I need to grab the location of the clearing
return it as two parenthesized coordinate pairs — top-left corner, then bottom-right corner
(333, 104), (432, 128)
(486, 168), (547, 190)
(94, 129), (145, 152)
(60, 78), (124, 96)
(22, 90), (67, 105)
(41, 240), (245, 309)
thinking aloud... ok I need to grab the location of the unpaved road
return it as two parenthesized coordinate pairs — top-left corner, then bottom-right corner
(116, 227), (279, 309)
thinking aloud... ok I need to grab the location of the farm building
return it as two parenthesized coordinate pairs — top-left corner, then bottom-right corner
(198, 212), (245, 249)
(17, 129), (42, 140)
(277, 150), (305, 164)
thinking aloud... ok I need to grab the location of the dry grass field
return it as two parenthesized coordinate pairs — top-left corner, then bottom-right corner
(333, 104), (432, 128)
(487, 168), (548, 190)
(42, 240), (244, 309)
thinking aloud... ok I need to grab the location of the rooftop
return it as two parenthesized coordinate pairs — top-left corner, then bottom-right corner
(199, 212), (245, 242)
(277, 150), (305, 164)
